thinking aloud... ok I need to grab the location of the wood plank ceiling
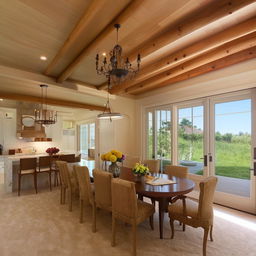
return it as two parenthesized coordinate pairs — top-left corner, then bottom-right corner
(0, 0), (255, 105)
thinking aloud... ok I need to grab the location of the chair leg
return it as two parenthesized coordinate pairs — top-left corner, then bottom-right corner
(49, 172), (52, 191)
(203, 227), (209, 256)
(63, 187), (66, 204)
(149, 215), (154, 230)
(60, 187), (63, 204)
(34, 173), (38, 194)
(210, 225), (214, 242)
(18, 174), (21, 196)
(170, 219), (174, 239)
(80, 199), (84, 223)
(111, 216), (116, 247)
(132, 222), (137, 256)
(182, 223), (186, 231)
(68, 190), (72, 212)
(92, 204), (96, 233)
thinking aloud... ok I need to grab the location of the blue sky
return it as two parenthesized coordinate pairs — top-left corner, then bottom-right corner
(178, 99), (251, 135)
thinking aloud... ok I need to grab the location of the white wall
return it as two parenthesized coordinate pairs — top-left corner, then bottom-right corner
(0, 107), (76, 154)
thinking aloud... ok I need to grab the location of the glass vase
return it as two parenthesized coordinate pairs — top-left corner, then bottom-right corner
(108, 162), (120, 178)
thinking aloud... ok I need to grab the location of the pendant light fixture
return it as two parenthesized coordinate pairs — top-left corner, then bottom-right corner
(97, 82), (123, 121)
(96, 24), (141, 88)
(34, 84), (57, 125)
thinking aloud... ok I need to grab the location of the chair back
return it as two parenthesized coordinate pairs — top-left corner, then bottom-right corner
(111, 178), (137, 220)
(123, 155), (141, 168)
(93, 169), (112, 210)
(198, 176), (218, 220)
(143, 159), (160, 173)
(59, 154), (76, 163)
(74, 165), (94, 204)
(56, 161), (71, 188)
(164, 165), (188, 178)
(39, 156), (51, 170)
(74, 154), (81, 162)
(20, 158), (37, 172)
(88, 149), (95, 159)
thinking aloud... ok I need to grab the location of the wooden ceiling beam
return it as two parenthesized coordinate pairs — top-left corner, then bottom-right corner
(56, 0), (143, 83)
(0, 93), (106, 111)
(126, 32), (256, 93)
(110, 17), (256, 94)
(44, 0), (109, 76)
(126, 0), (256, 63)
(132, 46), (256, 95)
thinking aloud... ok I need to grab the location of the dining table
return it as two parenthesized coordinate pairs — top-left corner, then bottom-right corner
(68, 161), (195, 239)
(119, 167), (195, 239)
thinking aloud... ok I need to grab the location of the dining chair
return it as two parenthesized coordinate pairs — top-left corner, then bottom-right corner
(164, 165), (188, 178)
(92, 169), (112, 232)
(59, 154), (76, 163)
(73, 165), (95, 224)
(168, 176), (218, 256)
(111, 178), (155, 256)
(56, 161), (78, 211)
(38, 156), (52, 191)
(143, 159), (160, 173)
(18, 158), (37, 196)
(74, 154), (81, 162)
(123, 155), (141, 168)
(50, 155), (60, 186)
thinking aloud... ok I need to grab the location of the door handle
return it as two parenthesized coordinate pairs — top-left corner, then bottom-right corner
(200, 155), (208, 167)
(249, 162), (256, 176)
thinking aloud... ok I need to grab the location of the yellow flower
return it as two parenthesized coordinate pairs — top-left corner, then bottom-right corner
(116, 151), (122, 158)
(101, 154), (105, 161)
(109, 155), (117, 163)
(105, 152), (112, 161)
(111, 150), (117, 154)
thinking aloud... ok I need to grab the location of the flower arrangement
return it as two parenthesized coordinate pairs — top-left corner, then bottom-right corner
(101, 150), (125, 163)
(132, 163), (149, 176)
(46, 147), (60, 155)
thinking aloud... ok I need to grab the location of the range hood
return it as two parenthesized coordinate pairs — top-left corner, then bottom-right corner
(17, 124), (46, 139)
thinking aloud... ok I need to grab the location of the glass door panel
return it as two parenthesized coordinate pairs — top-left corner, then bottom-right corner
(214, 99), (251, 197)
(156, 110), (171, 171)
(147, 111), (154, 159)
(178, 106), (204, 175)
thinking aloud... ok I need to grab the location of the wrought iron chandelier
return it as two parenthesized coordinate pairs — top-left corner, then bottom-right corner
(96, 23), (141, 88)
(97, 84), (123, 121)
(35, 84), (57, 125)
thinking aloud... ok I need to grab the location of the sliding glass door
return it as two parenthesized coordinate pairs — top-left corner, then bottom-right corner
(145, 90), (256, 213)
(80, 123), (95, 158)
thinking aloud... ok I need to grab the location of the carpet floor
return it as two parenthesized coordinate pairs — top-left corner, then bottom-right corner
(0, 188), (255, 256)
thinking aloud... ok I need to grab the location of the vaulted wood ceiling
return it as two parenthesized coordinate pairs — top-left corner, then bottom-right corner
(0, 0), (255, 107)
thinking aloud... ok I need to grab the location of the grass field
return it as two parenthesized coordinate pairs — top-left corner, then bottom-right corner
(178, 138), (251, 179)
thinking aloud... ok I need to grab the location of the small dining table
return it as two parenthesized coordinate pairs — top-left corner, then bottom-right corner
(119, 167), (195, 239)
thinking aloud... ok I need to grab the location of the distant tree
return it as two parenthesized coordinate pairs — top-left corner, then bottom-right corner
(222, 133), (233, 143)
(180, 118), (192, 127)
(215, 131), (222, 141)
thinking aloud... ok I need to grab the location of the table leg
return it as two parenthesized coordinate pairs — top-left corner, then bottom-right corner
(158, 198), (169, 239)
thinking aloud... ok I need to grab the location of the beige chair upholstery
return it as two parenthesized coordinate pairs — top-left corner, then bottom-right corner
(111, 178), (155, 256)
(92, 169), (112, 232)
(143, 159), (160, 173)
(74, 165), (95, 225)
(56, 161), (77, 211)
(168, 176), (218, 256)
(123, 155), (141, 168)
(164, 165), (188, 178)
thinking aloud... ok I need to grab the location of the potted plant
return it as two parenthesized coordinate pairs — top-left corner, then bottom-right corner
(101, 150), (125, 177)
(132, 163), (149, 182)
(46, 147), (60, 156)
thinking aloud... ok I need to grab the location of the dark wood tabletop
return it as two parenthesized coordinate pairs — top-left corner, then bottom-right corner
(120, 167), (195, 239)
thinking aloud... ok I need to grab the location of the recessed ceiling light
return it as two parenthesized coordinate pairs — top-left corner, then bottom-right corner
(0, 99), (3, 101)
(102, 52), (106, 56)
(40, 56), (47, 61)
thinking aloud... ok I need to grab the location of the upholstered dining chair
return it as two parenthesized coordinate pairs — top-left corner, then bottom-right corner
(123, 155), (141, 168)
(18, 158), (37, 196)
(111, 178), (155, 256)
(38, 156), (52, 191)
(143, 159), (160, 173)
(59, 154), (76, 163)
(56, 161), (77, 211)
(164, 165), (188, 178)
(92, 169), (112, 232)
(73, 165), (95, 224)
(168, 176), (218, 256)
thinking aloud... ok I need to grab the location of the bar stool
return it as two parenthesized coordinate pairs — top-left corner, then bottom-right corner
(18, 158), (37, 196)
(38, 156), (52, 191)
